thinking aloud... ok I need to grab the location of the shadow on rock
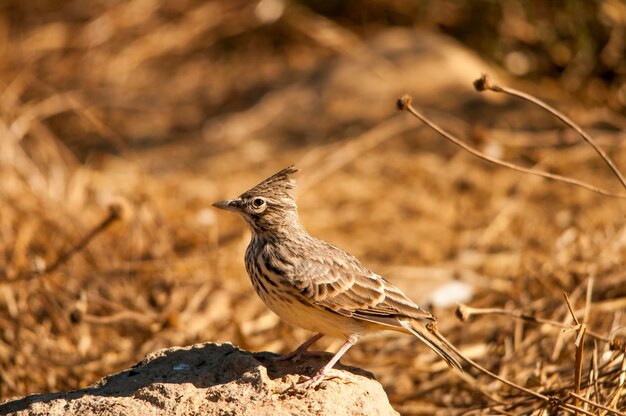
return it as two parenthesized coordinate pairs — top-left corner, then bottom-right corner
(2, 342), (396, 416)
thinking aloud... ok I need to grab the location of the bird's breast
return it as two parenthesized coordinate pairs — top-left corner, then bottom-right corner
(244, 243), (367, 338)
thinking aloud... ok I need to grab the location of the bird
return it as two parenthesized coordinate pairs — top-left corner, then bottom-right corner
(212, 166), (462, 388)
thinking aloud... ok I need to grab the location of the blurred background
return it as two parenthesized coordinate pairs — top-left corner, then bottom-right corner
(1, 0), (625, 413)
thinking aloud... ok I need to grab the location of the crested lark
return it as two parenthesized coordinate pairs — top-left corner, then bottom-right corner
(213, 166), (461, 388)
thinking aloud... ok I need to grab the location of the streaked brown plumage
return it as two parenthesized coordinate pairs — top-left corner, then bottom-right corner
(213, 166), (462, 387)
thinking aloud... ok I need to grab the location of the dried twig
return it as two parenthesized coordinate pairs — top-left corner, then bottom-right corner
(456, 304), (612, 343)
(568, 391), (626, 416)
(426, 323), (595, 416)
(4, 204), (123, 283)
(474, 75), (626, 191)
(605, 355), (626, 414)
(298, 116), (416, 190)
(397, 94), (626, 199)
(564, 292), (586, 415)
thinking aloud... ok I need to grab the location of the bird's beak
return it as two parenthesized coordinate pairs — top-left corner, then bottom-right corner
(212, 199), (239, 212)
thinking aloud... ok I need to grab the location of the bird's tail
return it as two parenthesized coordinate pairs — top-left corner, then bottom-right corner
(399, 319), (463, 372)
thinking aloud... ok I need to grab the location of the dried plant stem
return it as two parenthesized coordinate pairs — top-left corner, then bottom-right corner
(591, 343), (601, 406)
(474, 75), (626, 191)
(298, 115), (415, 190)
(568, 391), (626, 416)
(564, 292), (586, 416)
(396, 95), (626, 199)
(456, 304), (611, 343)
(606, 355), (626, 414)
(5, 204), (122, 282)
(574, 326), (586, 403)
(451, 291), (624, 414)
(564, 292), (581, 327)
(42, 205), (122, 275)
(426, 324), (595, 416)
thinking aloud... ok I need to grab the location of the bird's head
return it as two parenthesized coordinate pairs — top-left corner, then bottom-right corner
(212, 166), (301, 236)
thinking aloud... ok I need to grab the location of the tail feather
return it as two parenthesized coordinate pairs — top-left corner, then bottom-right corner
(399, 320), (463, 371)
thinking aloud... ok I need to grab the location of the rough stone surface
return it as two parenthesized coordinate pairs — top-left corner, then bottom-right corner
(1, 342), (398, 416)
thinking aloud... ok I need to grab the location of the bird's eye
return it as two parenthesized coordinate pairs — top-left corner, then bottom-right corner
(252, 198), (265, 208)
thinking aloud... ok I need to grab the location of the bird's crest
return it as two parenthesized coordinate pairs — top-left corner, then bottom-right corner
(242, 165), (299, 201)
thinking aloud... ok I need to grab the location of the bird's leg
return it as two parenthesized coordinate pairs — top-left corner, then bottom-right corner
(299, 337), (356, 388)
(272, 333), (324, 363)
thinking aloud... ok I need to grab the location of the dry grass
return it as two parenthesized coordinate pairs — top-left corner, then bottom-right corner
(1, 1), (625, 414)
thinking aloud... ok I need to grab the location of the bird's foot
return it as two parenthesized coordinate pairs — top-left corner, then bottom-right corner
(297, 369), (356, 389)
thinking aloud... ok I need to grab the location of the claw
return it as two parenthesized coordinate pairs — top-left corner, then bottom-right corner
(297, 369), (356, 389)
(298, 373), (324, 389)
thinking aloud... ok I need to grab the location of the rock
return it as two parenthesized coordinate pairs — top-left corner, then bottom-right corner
(1, 342), (398, 416)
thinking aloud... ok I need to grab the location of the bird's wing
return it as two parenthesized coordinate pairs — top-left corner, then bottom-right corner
(288, 243), (434, 326)
(279, 241), (463, 371)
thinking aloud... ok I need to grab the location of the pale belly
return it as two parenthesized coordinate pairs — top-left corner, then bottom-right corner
(257, 288), (369, 339)
(246, 242), (376, 339)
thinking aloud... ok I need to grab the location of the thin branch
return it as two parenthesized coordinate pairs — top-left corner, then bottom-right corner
(4, 204), (123, 283)
(474, 75), (626, 191)
(572, 323), (586, 414)
(426, 323), (595, 416)
(396, 95), (626, 199)
(568, 391), (626, 416)
(298, 115), (415, 190)
(591, 343), (601, 406)
(564, 292), (580, 326)
(455, 304), (612, 343)
(567, 286), (591, 415)
(562, 291), (587, 410)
